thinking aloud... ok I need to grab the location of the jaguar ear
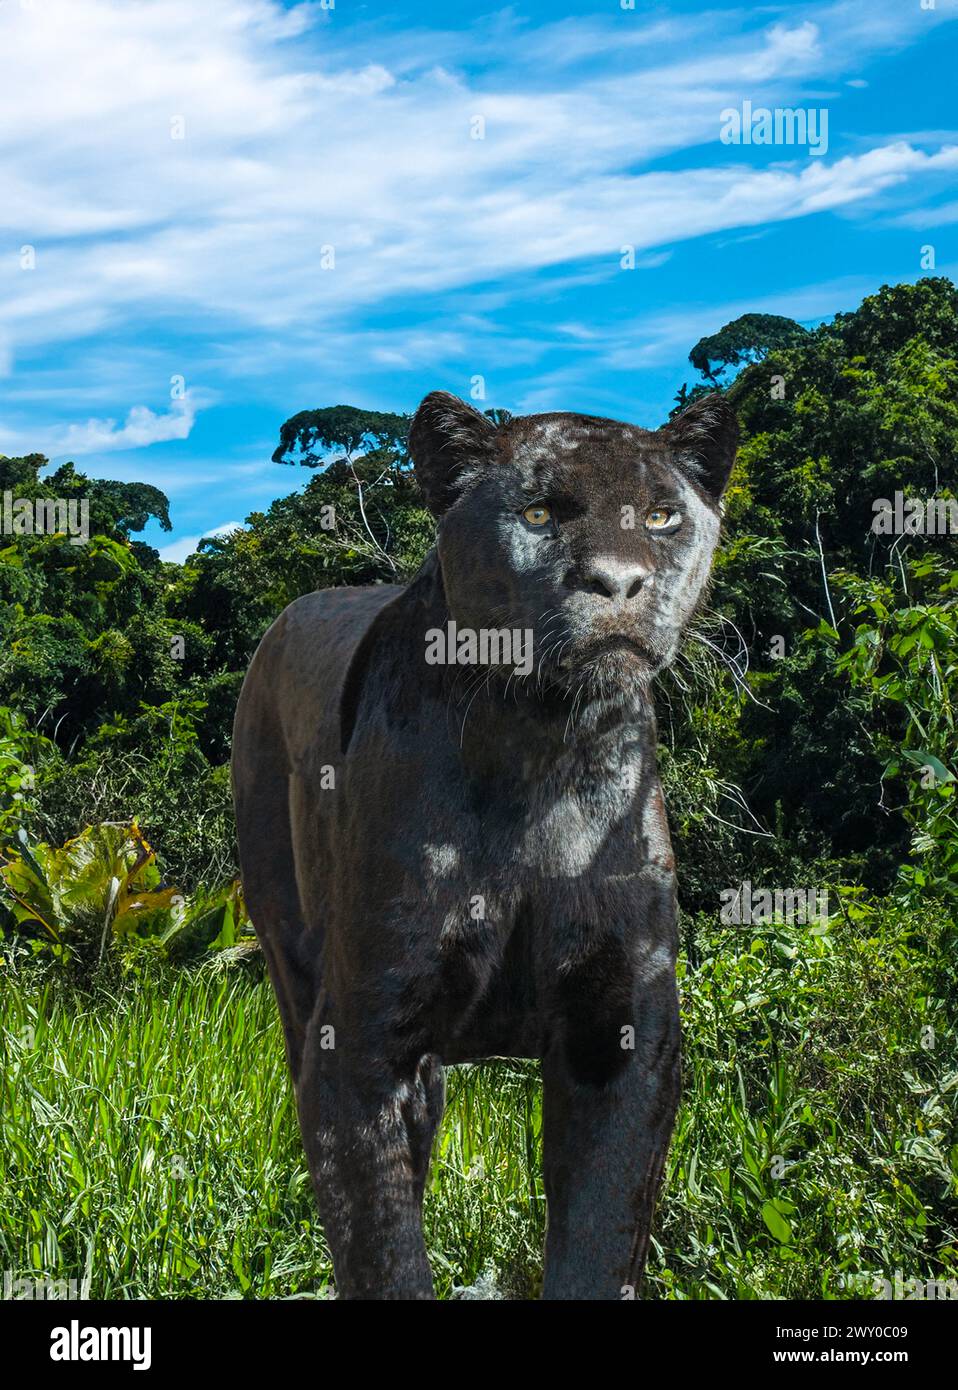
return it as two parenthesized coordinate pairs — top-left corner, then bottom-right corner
(660, 393), (739, 502)
(408, 391), (497, 515)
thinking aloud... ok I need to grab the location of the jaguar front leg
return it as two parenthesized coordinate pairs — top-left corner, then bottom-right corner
(540, 909), (681, 1300)
(295, 1010), (443, 1301)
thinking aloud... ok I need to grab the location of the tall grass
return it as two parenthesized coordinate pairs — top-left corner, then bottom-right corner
(1, 898), (955, 1299)
(0, 973), (323, 1299)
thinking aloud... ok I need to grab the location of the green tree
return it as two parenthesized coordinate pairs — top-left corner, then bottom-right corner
(689, 312), (808, 383)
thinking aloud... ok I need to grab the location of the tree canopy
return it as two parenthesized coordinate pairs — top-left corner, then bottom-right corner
(271, 405), (410, 466)
(1, 277), (954, 905)
(689, 311), (808, 382)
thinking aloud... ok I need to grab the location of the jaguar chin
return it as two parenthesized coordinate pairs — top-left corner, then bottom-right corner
(557, 633), (665, 694)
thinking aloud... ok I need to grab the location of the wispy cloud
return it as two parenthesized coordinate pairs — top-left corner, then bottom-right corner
(0, 395), (200, 461)
(1, 0), (955, 365)
(1, 0), (956, 554)
(52, 397), (199, 458)
(158, 520), (244, 564)
(893, 199), (958, 228)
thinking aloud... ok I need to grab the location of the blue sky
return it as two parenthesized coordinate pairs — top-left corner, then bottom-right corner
(1, 0), (956, 560)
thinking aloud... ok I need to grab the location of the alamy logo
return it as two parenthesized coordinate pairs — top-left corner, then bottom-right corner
(2, 492), (89, 546)
(425, 621), (534, 677)
(871, 493), (958, 535)
(720, 101), (828, 157)
(49, 1320), (151, 1369)
(720, 882), (829, 925)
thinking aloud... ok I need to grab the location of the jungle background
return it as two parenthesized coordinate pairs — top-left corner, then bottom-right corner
(1, 277), (955, 1299)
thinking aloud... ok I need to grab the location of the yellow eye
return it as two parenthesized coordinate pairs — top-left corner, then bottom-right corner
(523, 504), (552, 527)
(645, 508), (680, 531)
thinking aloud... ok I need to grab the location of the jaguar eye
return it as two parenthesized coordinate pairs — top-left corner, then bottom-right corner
(645, 508), (681, 532)
(522, 504), (553, 527)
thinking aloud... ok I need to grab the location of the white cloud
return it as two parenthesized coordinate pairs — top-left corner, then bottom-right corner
(0, 0), (954, 494)
(158, 520), (244, 564)
(52, 397), (199, 458)
(0, 395), (200, 461)
(0, 0), (954, 369)
(893, 199), (958, 228)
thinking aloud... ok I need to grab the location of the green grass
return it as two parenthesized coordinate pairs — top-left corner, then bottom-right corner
(1, 899), (956, 1299)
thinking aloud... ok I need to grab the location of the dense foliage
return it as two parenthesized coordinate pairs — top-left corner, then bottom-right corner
(0, 277), (954, 1298)
(1, 277), (954, 923)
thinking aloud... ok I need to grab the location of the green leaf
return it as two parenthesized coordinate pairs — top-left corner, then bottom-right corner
(762, 1199), (794, 1245)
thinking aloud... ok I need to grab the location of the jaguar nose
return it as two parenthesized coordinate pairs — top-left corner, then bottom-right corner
(576, 557), (652, 603)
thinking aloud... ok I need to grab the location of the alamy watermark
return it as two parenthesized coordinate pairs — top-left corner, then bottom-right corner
(2, 492), (89, 545)
(871, 493), (958, 536)
(720, 881), (829, 925)
(3, 1269), (82, 1299)
(720, 101), (828, 157)
(842, 1269), (958, 1300)
(425, 621), (534, 677)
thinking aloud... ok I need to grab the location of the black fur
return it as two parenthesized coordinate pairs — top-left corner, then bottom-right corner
(232, 391), (737, 1299)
